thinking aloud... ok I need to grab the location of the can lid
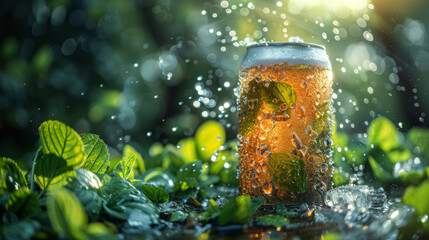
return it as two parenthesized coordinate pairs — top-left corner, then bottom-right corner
(246, 42), (325, 50)
(241, 41), (331, 70)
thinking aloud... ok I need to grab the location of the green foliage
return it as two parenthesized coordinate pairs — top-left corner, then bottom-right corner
(112, 152), (136, 179)
(250, 197), (265, 214)
(0, 157), (27, 194)
(403, 180), (429, 231)
(368, 117), (401, 152)
(196, 121), (226, 161)
(408, 127), (429, 160)
(47, 188), (88, 239)
(268, 153), (307, 193)
(203, 199), (220, 220)
(6, 188), (39, 218)
(139, 185), (169, 203)
(124, 145), (145, 174)
(178, 137), (199, 163)
(256, 215), (289, 227)
(218, 195), (251, 225)
(39, 120), (85, 168)
(80, 133), (110, 174)
(170, 211), (188, 222)
(34, 154), (76, 190)
(174, 160), (202, 192)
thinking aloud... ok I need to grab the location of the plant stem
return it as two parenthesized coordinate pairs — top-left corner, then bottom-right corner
(30, 146), (42, 191)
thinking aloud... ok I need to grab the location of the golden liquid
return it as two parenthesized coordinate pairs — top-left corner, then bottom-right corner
(238, 63), (334, 205)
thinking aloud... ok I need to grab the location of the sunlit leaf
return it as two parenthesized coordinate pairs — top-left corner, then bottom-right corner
(203, 199), (220, 220)
(268, 153), (307, 193)
(113, 153), (136, 179)
(47, 188), (87, 238)
(84, 222), (116, 240)
(178, 137), (198, 163)
(218, 195), (251, 225)
(142, 170), (175, 191)
(256, 214), (289, 227)
(333, 169), (349, 186)
(6, 188), (39, 218)
(80, 133), (110, 174)
(368, 117), (400, 152)
(162, 144), (185, 173)
(195, 121), (226, 161)
(124, 145), (145, 174)
(0, 157), (27, 194)
(174, 161), (202, 192)
(39, 120), (85, 168)
(408, 127), (429, 160)
(34, 154), (76, 190)
(403, 180), (429, 230)
(99, 177), (137, 198)
(170, 211), (187, 222)
(76, 168), (102, 189)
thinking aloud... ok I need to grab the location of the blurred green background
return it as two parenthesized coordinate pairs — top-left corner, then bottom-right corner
(1, 0), (428, 170)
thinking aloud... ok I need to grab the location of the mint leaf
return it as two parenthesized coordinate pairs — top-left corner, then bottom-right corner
(403, 180), (429, 230)
(268, 153), (307, 193)
(39, 120), (85, 168)
(203, 199), (220, 220)
(174, 161), (202, 192)
(113, 152), (136, 179)
(124, 145), (145, 174)
(47, 188), (88, 238)
(196, 121), (226, 161)
(80, 133), (110, 174)
(140, 185), (169, 203)
(0, 157), (27, 194)
(256, 214), (289, 227)
(6, 188), (39, 218)
(218, 195), (251, 225)
(34, 154), (76, 190)
(170, 211), (187, 222)
(368, 117), (400, 152)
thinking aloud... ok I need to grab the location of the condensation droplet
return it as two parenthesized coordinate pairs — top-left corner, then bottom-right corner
(263, 181), (274, 194)
(294, 106), (305, 119)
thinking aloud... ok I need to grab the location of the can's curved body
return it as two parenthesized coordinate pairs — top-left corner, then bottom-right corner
(238, 42), (334, 205)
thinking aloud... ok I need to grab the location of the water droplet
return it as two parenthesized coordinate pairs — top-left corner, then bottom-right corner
(263, 181), (274, 194)
(290, 132), (302, 149)
(307, 155), (315, 163)
(263, 80), (270, 87)
(300, 80), (308, 89)
(252, 178), (260, 188)
(246, 169), (256, 179)
(258, 131), (268, 140)
(294, 106), (305, 119)
(260, 115), (275, 132)
(279, 102), (288, 111)
(273, 113), (290, 121)
(262, 163), (268, 172)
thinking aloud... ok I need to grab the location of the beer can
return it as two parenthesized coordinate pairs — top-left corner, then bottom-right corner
(237, 42), (334, 205)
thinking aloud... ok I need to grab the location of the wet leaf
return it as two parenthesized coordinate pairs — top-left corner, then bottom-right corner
(140, 185), (169, 203)
(142, 170), (175, 191)
(99, 177), (137, 198)
(67, 181), (104, 221)
(113, 152), (136, 179)
(267, 82), (296, 107)
(162, 144), (185, 173)
(76, 168), (102, 189)
(0, 219), (40, 240)
(124, 145), (145, 174)
(256, 214), (289, 227)
(196, 121), (226, 161)
(203, 199), (220, 220)
(0, 157), (27, 194)
(6, 188), (39, 218)
(174, 161), (202, 192)
(268, 153), (307, 193)
(408, 127), (429, 160)
(368, 117), (400, 152)
(218, 195), (251, 225)
(170, 211), (187, 222)
(403, 180), (429, 230)
(80, 133), (110, 174)
(34, 154), (76, 190)
(275, 204), (300, 218)
(178, 137), (199, 163)
(39, 120), (85, 168)
(47, 188), (87, 238)
(250, 197), (265, 214)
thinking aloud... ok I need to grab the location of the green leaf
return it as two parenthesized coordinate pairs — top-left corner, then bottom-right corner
(368, 117), (400, 152)
(47, 188), (88, 238)
(403, 180), (429, 230)
(113, 152), (136, 179)
(268, 153), (307, 193)
(142, 170), (175, 191)
(34, 154), (76, 190)
(99, 177), (137, 198)
(39, 120), (85, 168)
(267, 82), (296, 107)
(0, 157), (27, 194)
(80, 133), (110, 174)
(149, 142), (164, 157)
(75, 168), (102, 189)
(84, 222), (115, 240)
(203, 199), (220, 220)
(256, 214), (289, 227)
(124, 145), (145, 174)
(174, 161), (202, 192)
(408, 127), (429, 160)
(275, 203), (300, 218)
(196, 121), (226, 161)
(218, 195), (251, 225)
(368, 156), (393, 182)
(250, 197), (265, 214)
(66, 179), (104, 221)
(170, 211), (187, 222)
(209, 150), (236, 175)
(321, 232), (341, 240)
(333, 169), (349, 186)
(162, 144), (185, 173)
(6, 188), (39, 218)
(139, 185), (169, 203)
(0, 219), (40, 240)
(178, 137), (199, 163)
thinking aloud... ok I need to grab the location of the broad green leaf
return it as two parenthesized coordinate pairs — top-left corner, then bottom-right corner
(209, 150), (235, 175)
(6, 188), (39, 218)
(139, 185), (169, 203)
(113, 153), (136, 179)
(142, 170), (175, 191)
(149, 142), (164, 157)
(403, 180), (429, 230)
(178, 137), (198, 163)
(68, 183), (104, 221)
(256, 215), (289, 227)
(268, 153), (307, 193)
(408, 127), (429, 160)
(368, 117), (400, 152)
(99, 177), (137, 198)
(47, 188), (87, 238)
(174, 161), (202, 192)
(275, 204), (300, 218)
(39, 120), (85, 167)
(170, 211), (187, 222)
(267, 82), (296, 107)
(80, 133), (110, 174)
(333, 169), (349, 186)
(0, 157), (27, 194)
(321, 232), (341, 240)
(124, 145), (145, 174)
(218, 195), (251, 225)
(104, 201), (159, 224)
(84, 222), (115, 240)
(203, 199), (220, 220)
(250, 197), (265, 214)
(196, 121), (226, 161)
(368, 156), (393, 182)
(34, 154), (76, 190)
